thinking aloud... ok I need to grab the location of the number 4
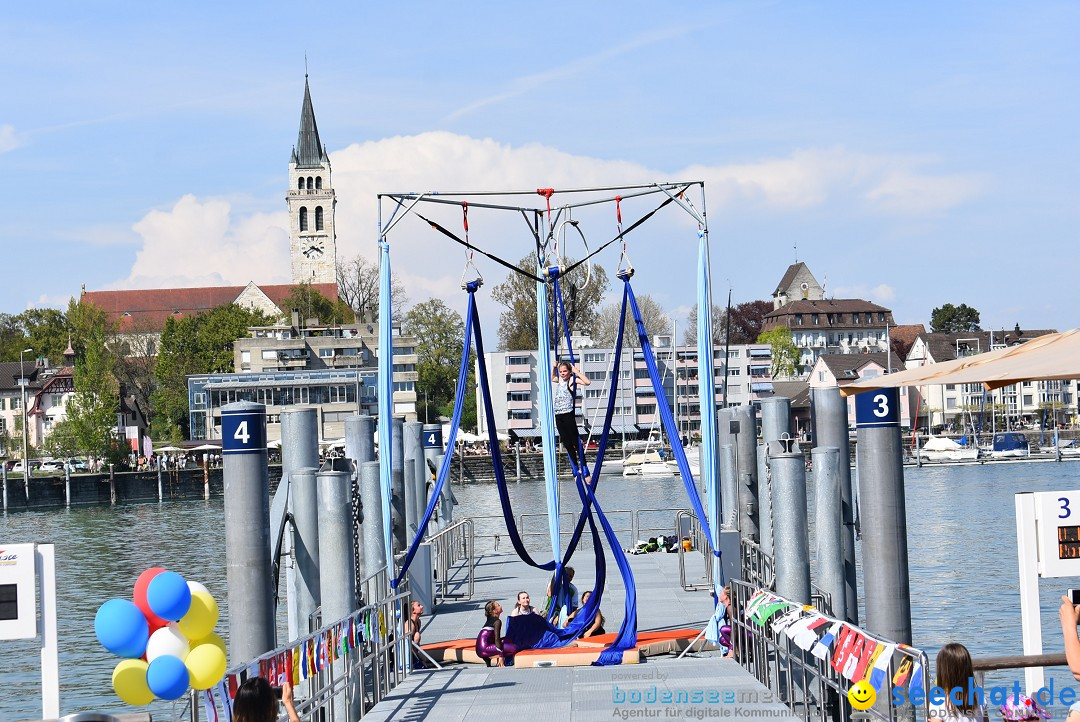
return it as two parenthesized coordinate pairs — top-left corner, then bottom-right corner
(234, 420), (250, 445)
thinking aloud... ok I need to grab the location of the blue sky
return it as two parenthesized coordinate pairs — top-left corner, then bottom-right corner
(3, 2), (1079, 334)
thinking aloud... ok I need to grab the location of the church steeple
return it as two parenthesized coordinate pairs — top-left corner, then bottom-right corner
(291, 76), (329, 168)
(287, 75), (337, 286)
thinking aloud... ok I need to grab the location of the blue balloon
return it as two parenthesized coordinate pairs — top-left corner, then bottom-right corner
(146, 654), (190, 700)
(94, 598), (149, 658)
(146, 571), (191, 622)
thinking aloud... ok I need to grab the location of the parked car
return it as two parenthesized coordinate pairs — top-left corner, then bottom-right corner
(65, 458), (88, 472)
(39, 460), (64, 473)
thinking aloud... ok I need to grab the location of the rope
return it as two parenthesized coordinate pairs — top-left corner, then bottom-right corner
(416, 212), (543, 282)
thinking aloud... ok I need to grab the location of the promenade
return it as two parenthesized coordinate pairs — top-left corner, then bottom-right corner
(364, 550), (798, 721)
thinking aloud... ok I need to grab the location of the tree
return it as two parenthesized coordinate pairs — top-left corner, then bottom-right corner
(757, 327), (800, 379)
(64, 306), (126, 464)
(337, 252), (407, 321)
(402, 299), (476, 428)
(930, 303), (981, 334)
(683, 300), (772, 346)
(490, 255), (609, 351)
(152, 304), (271, 438)
(278, 283), (354, 325)
(682, 303), (726, 346)
(593, 294), (671, 348)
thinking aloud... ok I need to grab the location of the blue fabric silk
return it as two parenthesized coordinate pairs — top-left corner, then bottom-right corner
(378, 241), (395, 582)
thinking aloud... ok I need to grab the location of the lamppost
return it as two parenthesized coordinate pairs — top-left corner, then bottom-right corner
(19, 348), (32, 493)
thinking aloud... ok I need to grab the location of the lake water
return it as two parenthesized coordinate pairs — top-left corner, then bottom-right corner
(2, 460), (1080, 719)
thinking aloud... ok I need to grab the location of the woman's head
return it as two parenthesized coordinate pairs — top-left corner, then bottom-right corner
(557, 361), (572, 378)
(232, 677), (277, 722)
(516, 591), (530, 608)
(581, 590), (592, 604)
(935, 643), (976, 712)
(484, 600), (502, 618)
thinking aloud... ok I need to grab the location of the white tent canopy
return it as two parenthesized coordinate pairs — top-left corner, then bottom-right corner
(841, 328), (1080, 396)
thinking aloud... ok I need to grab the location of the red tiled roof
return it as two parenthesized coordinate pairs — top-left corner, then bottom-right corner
(81, 283), (338, 332)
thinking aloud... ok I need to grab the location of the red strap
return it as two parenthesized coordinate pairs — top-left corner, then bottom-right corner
(462, 201), (469, 234)
(537, 188), (554, 218)
(615, 196), (622, 225)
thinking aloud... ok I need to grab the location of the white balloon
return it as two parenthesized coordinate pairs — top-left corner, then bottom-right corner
(187, 581), (210, 596)
(146, 624), (190, 662)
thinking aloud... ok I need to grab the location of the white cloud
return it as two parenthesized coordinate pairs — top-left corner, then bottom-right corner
(830, 283), (896, 304)
(870, 284), (896, 302)
(114, 194), (289, 289)
(0, 125), (22, 154)
(113, 134), (982, 301)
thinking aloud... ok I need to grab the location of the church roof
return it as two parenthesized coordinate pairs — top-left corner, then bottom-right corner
(82, 283), (338, 333)
(773, 262), (817, 296)
(291, 77), (329, 168)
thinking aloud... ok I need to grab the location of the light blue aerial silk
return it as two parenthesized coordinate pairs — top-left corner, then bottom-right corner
(694, 229), (726, 644)
(534, 266), (563, 619)
(377, 240), (395, 582)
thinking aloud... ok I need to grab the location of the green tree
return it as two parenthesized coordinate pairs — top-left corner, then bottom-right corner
(279, 283), (354, 325)
(64, 307), (125, 464)
(757, 327), (800, 379)
(490, 256), (609, 351)
(593, 294), (671, 348)
(152, 304), (271, 438)
(930, 303), (981, 333)
(402, 299), (476, 427)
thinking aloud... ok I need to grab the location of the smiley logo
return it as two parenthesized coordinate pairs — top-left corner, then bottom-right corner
(848, 681), (876, 710)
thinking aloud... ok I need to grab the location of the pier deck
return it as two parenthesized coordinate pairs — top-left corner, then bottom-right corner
(364, 551), (798, 721)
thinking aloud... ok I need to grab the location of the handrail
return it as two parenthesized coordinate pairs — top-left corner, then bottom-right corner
(427, 517), (475, 602)
(729, 579), (930, 722)
(972, 652), (1068, 671)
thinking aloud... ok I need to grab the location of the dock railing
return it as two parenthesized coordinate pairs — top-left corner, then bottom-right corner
(428, 517), (475, 602)
(729, 579), (929, 722)
(213, 567), (413, 721)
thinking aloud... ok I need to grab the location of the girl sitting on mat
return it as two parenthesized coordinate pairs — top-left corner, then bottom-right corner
(552, 360), (590, 467)
(510, 591), (537, 616)
(568, 590), (606, 637)
(475, 600), (518, 666)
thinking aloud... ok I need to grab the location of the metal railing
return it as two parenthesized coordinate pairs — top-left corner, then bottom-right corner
(729, 579), (928, 722)
(211, 568), (413, 720)
(677, 509), (714, 591)
(428, 517), (475, 602)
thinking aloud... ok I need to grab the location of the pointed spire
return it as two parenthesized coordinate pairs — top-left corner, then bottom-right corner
(292, 75), (329, 168)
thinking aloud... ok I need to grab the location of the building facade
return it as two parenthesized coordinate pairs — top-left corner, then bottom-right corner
(476, 334), (775, 441)
(807, 352), (915, 430)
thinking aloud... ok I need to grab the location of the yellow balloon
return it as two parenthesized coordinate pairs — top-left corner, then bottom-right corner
(178, 591), (218, 641)
(192, 632), (227, 657)
(186, 643), (227, 690)
(112, 658), (154, 706)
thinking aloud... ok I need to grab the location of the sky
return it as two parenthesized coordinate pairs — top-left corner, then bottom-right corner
(3, 2), (1079, 336)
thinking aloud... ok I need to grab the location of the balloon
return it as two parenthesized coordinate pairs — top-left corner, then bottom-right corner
(133, 567), (168, 628)
(187, 580), (210, 596)
(146, 654), (190, 700)
(95, 599), (150, 658)
(191, 632), (227, 657)
(178, 591), (218, 641)
(186, 643), (227, 690)
(112, 658), (154, 706)
(147, 571), (191, 622)
(146, 624), (190, 662)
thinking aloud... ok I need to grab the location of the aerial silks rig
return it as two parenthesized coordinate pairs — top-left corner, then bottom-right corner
(376, 182), (727, 665)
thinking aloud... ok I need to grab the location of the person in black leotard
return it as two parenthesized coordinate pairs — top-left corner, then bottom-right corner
(552, 360), (590, 468)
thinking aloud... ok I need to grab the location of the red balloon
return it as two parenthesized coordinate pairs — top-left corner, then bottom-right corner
(133, 567), (167, 628)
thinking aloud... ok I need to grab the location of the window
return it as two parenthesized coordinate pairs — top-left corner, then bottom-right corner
(584, 389), (603, 399)
(620, 369), (631, 379)
(340, 348), (360, 356)
(315, 206), (324, 231)
(728, 368), (741, 377)
(319, 348), (334, 358)
(507, 373), (530, 384)
(946, 398), (957, 409)
(299, 207), (308, 232)
(1023, 395), (1034, 406)
(297, 178), (304, 190)
(241, 351), (251, 364)
(510, 410), (532, 420)
(508, 391), (531, 402)
(812, 314), (820, 325)
(945, 384), (955, 390)
(585, 371), (607, 382)
(878, 312), (885, 322)
(827, 314), (835, 324)
(261, 350), (278, 360)
(505, 355), (530, 365)
(193, 393), (205, 406)
(584, 352), (606, 363)
(315, 176), (322, 189)
(393, 363), (415, 373)
(727, 350), (740, 358)
(795, 314), (804, 326)
(392, 381), (414, 392)
(1022, 381), (1033, 387)
(818, 371), (825, 382)
(635, 369), (649, 379)
(865, 313), (872, 324)
(306, 177), (313, 190)
(851, 313), (859, 324)
(638, 404), (657, 415)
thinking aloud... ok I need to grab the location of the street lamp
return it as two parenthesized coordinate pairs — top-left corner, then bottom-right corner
(19, 348), (32, 494)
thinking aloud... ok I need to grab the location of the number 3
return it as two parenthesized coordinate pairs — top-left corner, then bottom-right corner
(872, 394), (890, 418)
(1060, 497), (1071, 519)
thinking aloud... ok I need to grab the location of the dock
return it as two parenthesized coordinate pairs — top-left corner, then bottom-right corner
(363, 550), (799, 721)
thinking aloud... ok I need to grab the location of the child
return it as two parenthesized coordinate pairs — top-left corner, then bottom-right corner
(999, 694), (1050, 722)
(475, 601), (518, 667)
(928, 643), (987, 722)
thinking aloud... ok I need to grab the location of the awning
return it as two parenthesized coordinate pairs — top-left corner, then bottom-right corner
(609, 423), (639, 434)
(841, 328), (1080, 396)
(750, 382), (774, 392)
(510, 428), (543, 438)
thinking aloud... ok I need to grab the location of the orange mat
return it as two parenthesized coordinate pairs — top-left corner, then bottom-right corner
(420, 628), (714, 667)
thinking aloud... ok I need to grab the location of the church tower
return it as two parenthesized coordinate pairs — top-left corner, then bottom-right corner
(288, 76), (338, 286)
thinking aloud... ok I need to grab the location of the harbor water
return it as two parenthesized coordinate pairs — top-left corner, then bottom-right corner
(2, 461), (1079, 719)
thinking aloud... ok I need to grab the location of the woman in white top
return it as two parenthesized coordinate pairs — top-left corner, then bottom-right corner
(551, 361), (590, 468)
(510, 591), (536, 616)
(927, 643), (988, 722)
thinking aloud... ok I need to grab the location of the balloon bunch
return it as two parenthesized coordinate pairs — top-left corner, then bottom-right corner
(94, 568), (227, 706)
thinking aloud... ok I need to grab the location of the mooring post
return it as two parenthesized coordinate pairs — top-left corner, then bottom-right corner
(221, 401), (275, 664)
(281, 407), (320, 640)
(734, 404), (759, 543)
(771, 444), (811, 605)
(359, 460), (386, 597)
(812, 446), (844, 619)
(403, 421), (424, 540)
(391, 416), (407, 554)
(811, 386), (859, 624)
(856, 388), (912, 645)
(758, 397), (792, 559)
(316, 467), (358, 722)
